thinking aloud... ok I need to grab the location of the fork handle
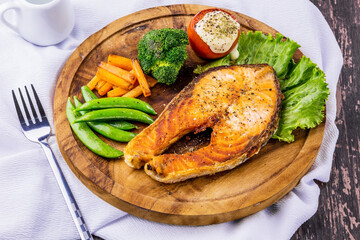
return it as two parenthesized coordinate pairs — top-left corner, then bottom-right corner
(39, 140), (94, 240)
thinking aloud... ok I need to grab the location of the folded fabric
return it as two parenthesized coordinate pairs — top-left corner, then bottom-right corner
(0, 0), (342, 239)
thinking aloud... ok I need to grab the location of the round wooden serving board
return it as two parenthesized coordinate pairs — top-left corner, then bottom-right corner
(54, 4), (325, 225)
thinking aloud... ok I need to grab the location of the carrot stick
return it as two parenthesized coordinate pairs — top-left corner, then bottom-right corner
(99, 61), (137, 85)
(95, 80), (106, 90)
(107, 87), (129, 97)
(108, 54), (133, 71)
(145, 74), (158, 87)
(122, 75), (157, 98)
(130, 70), (139, 86)
(132, 59), (151, 97)
(87, 75), (100, 90)
(121, 86), (142, 98)
(98, 82), (113, 96)
(96, 67), (133, 90)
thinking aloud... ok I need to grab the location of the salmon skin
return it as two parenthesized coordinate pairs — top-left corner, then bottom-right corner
(124, 64), (282, 183)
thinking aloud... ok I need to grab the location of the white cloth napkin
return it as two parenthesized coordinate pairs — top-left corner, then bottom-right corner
(0, 0), (342, 239)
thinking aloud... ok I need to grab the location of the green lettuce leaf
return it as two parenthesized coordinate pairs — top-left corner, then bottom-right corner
(193, 54), (232, 74)
(235, 31), (300, 79)
(194, 31), (300, 79)
(279, 56), (317, 91)
(273, 56), (329, 142)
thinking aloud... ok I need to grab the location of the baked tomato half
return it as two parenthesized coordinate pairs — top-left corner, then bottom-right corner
(188, 8), (240, 59)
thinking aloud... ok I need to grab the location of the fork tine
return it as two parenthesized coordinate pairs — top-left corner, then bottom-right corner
(12, 90), (26, 126)
(25, 86), (39, 122)
(18, 88), (32, 124)
(31, 84), (49, 124)
(31, 84), (47, 119)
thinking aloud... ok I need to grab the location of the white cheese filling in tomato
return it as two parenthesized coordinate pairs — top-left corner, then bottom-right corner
(195, 11), (240, 54)
(230, 43), (239, 60)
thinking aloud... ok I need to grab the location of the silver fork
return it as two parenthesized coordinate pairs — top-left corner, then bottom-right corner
(12, 85), (94, 240)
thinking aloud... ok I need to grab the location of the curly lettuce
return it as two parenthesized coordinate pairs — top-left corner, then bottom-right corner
(194, 31), (300, 79)
(194, 54), (232, 74)
(272, 57), (329, 142)
(236, 31), (300, 79)
(193, 31), (329, 142)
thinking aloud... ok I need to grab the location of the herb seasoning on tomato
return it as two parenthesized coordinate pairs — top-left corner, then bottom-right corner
(188, 9), (240, 59)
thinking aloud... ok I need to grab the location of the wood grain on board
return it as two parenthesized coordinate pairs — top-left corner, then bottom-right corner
(53, 4), (325, 225)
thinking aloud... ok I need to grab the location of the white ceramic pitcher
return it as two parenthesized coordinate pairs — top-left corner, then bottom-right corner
(0, 0), (74, 46)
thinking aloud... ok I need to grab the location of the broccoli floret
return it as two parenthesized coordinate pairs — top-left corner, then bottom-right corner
(137, 28), (189, 85)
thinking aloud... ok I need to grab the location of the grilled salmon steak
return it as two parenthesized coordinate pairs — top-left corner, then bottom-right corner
(124, 64), (282, 183)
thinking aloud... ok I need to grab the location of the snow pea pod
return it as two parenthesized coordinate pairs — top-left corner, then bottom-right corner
(74, 97), (136, 142)
(107, 121), (137, 130)
(81, 85), (98, 101)
(74, 108), (154, 125)
(75, 96), (157, 115)
(66, 98), (123, 158)
(81, 86), (137, 130)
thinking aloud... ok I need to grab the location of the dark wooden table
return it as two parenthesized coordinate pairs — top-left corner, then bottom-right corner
(93, 1), (358, 239)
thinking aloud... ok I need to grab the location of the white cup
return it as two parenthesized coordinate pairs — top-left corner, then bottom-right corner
(0, 0), (74, 46)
